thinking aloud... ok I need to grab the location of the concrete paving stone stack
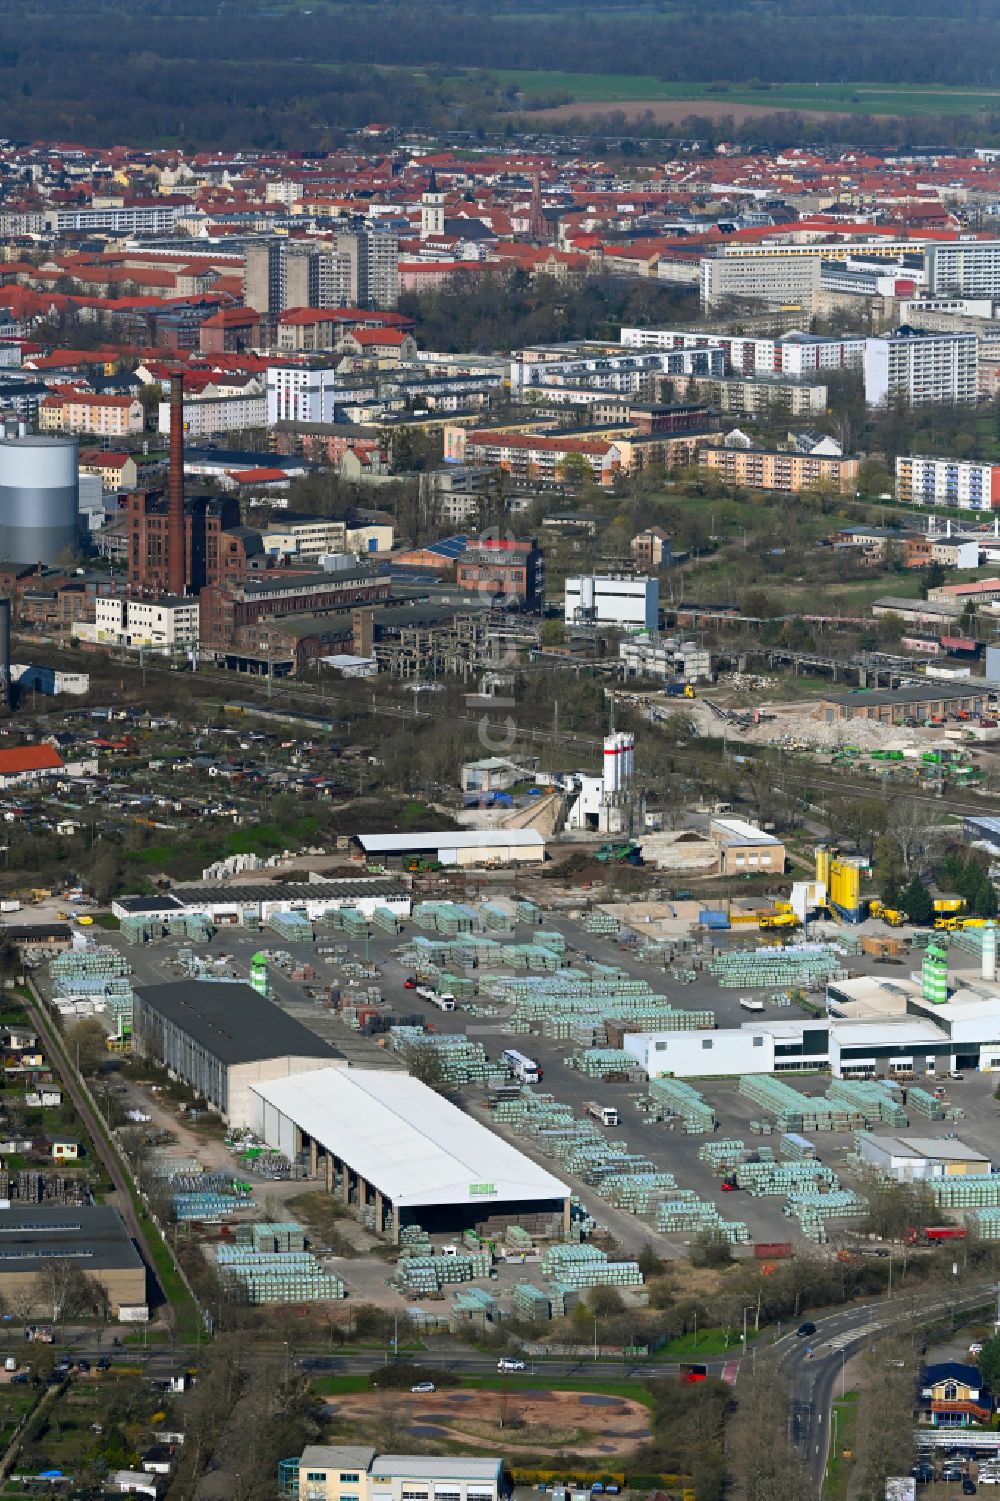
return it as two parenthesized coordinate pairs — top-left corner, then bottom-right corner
(649, 1077), (717, 1132)
(930, 1173), (1000, 1209)
(826, 1079), (909, 1127)
(906, 1087), (946, 1120)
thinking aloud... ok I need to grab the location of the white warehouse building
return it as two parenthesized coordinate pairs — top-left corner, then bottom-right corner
(249, 1067), (571, 1241)
(565, 574), (659, 629)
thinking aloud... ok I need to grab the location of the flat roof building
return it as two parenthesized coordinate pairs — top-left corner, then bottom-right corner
(133, 981), (343, 1127)
(0, 1205), (146, 1318)
(355, 830), (544, 867)
(250, 1067), (570, 1241)
(281, 1449), (504, 1501)
(818, 684), (988, 725)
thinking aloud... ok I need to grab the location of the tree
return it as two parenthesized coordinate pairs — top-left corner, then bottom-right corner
(902, 875), (934, 926)
(556, 452), (594, 491)
(976, 876), (999, 918)
(980, 1336), (1000, 1395)
(923, 560), (947, 597)
(690, 1229), (733, 1268)
(65, 1016), (109, 1077)
(402, 1041), (448, 1093)
(588, 1285), (624, 1317)
(539, 618), (566, 647)
(873, 834), (905, 904)
(742, 588), (775, 619)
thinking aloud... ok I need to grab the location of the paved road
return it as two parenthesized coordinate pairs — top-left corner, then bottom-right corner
(771, 1284), (998, 1491)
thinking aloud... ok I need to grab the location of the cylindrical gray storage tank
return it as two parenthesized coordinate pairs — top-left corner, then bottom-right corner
(0, 434), (79, 565)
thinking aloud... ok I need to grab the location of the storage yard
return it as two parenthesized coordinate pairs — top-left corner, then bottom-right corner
(28, 872), (1000, 1328)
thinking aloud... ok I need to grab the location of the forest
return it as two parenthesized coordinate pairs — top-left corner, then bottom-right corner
(8, 0), (1000, 148)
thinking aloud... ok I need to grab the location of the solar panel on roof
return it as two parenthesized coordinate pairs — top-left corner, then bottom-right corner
(426, 534), (468, 559)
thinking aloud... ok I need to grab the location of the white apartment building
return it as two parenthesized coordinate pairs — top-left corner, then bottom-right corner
(864, 325), (978, 406)
(266, 365), (337, 426)
(157, 394), (266, 437)
(286, 1449), (503, 1501)
(925, 240), (1000, 298)
(620, 326), (867, 377)
(90, 596), (199, 652)
(700, 253), (821, 311)
(895, 454), (1000, 510)
(510, 345), (723, 395)
(565, 574), (659, 628)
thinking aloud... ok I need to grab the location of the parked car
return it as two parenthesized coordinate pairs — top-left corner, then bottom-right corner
(963, 1480), (977, 1494)
(410, 1382), (436, 1393)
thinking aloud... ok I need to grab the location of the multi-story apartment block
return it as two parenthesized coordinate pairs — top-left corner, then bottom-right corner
(864, 325), (978, 406)
(895, 455), (1000, 509)
(864, 322), (972, 405)
(157, 394), (267, 438)
(925, 240), (1000, 297)
(463, 429), (621, 486)
(244, 242), (322, 316)
(620, 327), (867, 378)
(698, 445), (861, 494)
(266, 365), (337, 426)
(39, 394), (144, 438)
(699, 253), (821, 310)
(510, 345), (723, 396)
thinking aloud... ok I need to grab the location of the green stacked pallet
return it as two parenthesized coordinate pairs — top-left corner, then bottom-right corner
(655, 1200), (751, 1242)
(602, 1172), (680, 1215)
(649, 1077), (716, 1132)
(826, 1079), (909, 1127)
(569, 1048), (645, 1080)
(513, 1283), (552, 1320)
(372, 907), (402, 934)
(739, 1075), (862, 1132)
(709, 946), (841, 989)
(907, 1088), (946, 1120)
(930, 1174), (1000, 1209)
(583, 911), (620, 934)
(699, 1139), (750, 1173)
(969, 1208), (1000, 1239)
(779, 1133), (818, 1161)
(480, 901), (514, 933)
(515, 899), (541, 925)
(267, 911), (313, 942)
(388, 1026), (492, 1085)
(733, 1160), (837, 1196)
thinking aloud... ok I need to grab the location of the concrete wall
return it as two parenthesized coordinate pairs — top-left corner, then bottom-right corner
(229, 1056), (345, 1131)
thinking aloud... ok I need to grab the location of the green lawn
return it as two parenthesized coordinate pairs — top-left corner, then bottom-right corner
(481, 70), (1000, 116)
(824, 1392), (859, 1501)
(662, 1327), (757, 1356)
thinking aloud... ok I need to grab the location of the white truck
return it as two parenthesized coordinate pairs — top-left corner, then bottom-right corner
(585, 1102), (619, 1128)
(417, 985), (455, 1011)
(739, 997), (765, 1013)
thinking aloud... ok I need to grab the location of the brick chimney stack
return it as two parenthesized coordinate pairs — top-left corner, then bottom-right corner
(167, 371), (186, 597)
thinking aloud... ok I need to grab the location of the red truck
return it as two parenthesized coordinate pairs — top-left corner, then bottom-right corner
(904, 1226), (967, 1246)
